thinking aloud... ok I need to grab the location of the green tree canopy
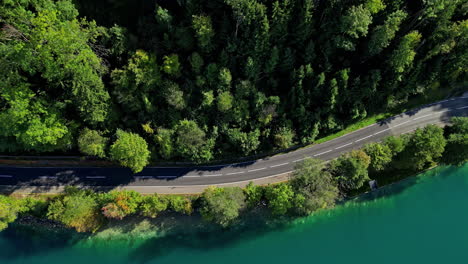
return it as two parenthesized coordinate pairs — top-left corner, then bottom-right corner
(78, 128), (108, 158)
(330, 150), (371, 191)
(199, 187), (246, 227)
(109, 130), (150, 173)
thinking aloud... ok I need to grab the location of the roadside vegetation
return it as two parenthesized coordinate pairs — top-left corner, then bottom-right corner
(1, 118), (467, 232)
(1, 0), (467, 172)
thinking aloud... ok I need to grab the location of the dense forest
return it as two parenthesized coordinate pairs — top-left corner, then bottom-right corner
(0, 0), (467, 171)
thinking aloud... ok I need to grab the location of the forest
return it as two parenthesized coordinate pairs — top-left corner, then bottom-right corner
(0, 0), (467, 172)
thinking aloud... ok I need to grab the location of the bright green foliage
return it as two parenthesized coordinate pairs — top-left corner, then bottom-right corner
(218, 68), (232, 89)
(155, 5), (173, 29)
(47, 189), (103, 232)
(166, 195), (193, 215)
(365, 0), (385, 14)
(331, 150), (371, 191)
(244, 182), (264, 208)
(0, 196), (22, 231)
(368, 10), (407, 56)
(154, 128), (174, 160)
(101, 190), (142, 219)
(111, 50), (160, 113)
(192, 15), (215, 52)
(217, 91), (234, 112)
(264, 183), (295, 215)
(78, 128), (108, 158)
(338, 4), (373, 50)
(162, 54), (181, 77)
(290, 159), (339, 215)
(163, 81), (186, 110)
(199, 187), (246, 227)
(364, 142), (393, 171)
(404, 125), (446, 170)
(202, 91), (215, 107)
(389, 31), (422, 73)
(274, 127), (295, 149)
(174, 120), (214, 162)
(109, 130), (150, 173)
(140, 195), (168, 218)
(226, 128), (261, 155)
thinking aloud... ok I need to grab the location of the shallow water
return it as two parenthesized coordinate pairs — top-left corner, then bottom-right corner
(1, 165), (467, 264)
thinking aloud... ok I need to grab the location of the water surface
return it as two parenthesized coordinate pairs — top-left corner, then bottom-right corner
(1, 165), (467, 264)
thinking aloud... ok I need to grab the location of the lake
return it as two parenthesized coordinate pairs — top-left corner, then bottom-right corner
(1, 164), (467, 264)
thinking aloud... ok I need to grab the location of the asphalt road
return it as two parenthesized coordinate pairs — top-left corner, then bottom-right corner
(0, 96), (467, 192)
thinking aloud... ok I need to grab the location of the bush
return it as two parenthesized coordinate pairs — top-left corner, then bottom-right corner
(77, 128), (108, 158)
(109, 129), (151, 173)
(199, 187), (245, 227)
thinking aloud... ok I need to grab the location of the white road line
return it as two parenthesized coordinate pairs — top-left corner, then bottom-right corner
(355, 134), (373, 143)
(439, 99), (450, 103)
(392, 120), (411, 128)
(248, 167), (266, 172)
(373, 128), (391, 135)
(457, 106), (468, 110)
(0, 175), (13, 178)
(184, 175), (201, 178)
(413, 114), (433, 120)
(134, 176), (154, 179)
(270, 162), (289, 168)
(314, 150), (332, 157)
(39, 176), (57, 179)
(226, 171), (245, 175)
(335, 142), (353, 150)
(86, 176), (106, 179)
(202, 174), (223, 177)
(437, 109), (453, 113)
(292, 158), (307, 163)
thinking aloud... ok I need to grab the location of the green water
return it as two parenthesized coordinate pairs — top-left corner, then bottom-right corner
(1, 165), (468, 264)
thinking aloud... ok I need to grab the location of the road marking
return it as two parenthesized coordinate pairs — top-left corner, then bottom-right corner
(355, 134), (373, 143)
(0, 175), (13, 178)
(39, 176), (57, 179)
(156, 176), (177, 179)
(248, 167), (266, 172)
(335, 143), (353, 150)
(226, 171), (245, 175)
(373, 128), (391, 135)
(86, 176), (106, 179)
(413, 114), (433, 120)
(439, 99), (450, 103)
(314, 150), (332, 157)
(392, 120), (411, 128)
(437, 109), (453, 113)
(203, 174), (223, 177)
(292, 158), (307, 163)
(270, 163), (289, 168)
(134, 176), (154, 179)
(457, 106), (468, 110)
(184, 175), (201, 178)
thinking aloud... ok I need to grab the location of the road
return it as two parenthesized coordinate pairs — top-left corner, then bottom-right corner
(0, 96), (467, 194)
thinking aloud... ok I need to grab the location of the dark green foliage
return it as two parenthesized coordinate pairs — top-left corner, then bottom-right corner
(364, 142), (393, 171)
(244, 182), (264, 208)
(290, 159), (339, 215)
(330, 150), (371, 191)
(402, 125), (446, 170)
(0, 0), (466, 171)
(199, 187), (246, 227)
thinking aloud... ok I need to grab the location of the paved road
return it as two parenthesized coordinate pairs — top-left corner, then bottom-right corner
(0, 96), (467, 193)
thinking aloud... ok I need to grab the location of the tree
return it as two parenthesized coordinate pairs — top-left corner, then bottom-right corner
(174, 120), (214, 162)
(330, 150), (371, 191)
(404, 125), (446, 170)
(364, 142), (393, 171)
(166, 195), (193, 215)
(47, 189), (104, 232)
(368, 10), (407, 56)
(274, 127), (295, 149)
(163, 81), (186, 110)
(100, 190), (142, 219)
(264, 183), (295, 215)
(199, 187), (246, 227)
(189, 52), (204, 74)
(0, 195), (22, 231)
(192, 15), (215, 52)
(140, 195), (168, 218)
(226, 128), (261, 155)
(78, 128), (108, 158)
(244, 182), (264, 208)
(217, 91), (234, 112)
(388, 31), (422, 73)
(154, 128), (174, 160)
(162, 54), (181, 77)
(109, 130), (150, 173)
(290, 159), (339, 215)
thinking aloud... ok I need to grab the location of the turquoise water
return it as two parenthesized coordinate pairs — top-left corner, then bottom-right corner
(1, 165), (468, 264)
